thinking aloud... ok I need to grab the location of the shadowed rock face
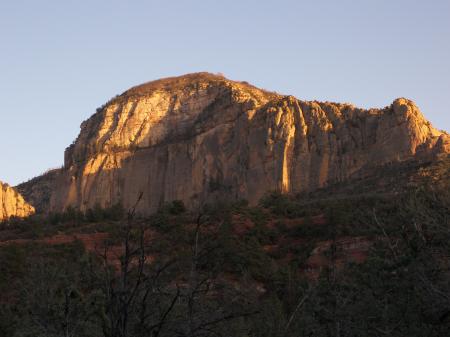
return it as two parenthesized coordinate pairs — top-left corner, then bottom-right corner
(0, 181), (35, 220)
(17, 73), (450, 214)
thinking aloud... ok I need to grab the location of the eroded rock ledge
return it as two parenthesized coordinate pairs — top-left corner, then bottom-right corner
(0, 181), (35, 220)
(18, 73), (450, 215)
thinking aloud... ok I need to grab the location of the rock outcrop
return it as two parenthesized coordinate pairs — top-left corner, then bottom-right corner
(0, 181), (35, 220)
(18, 73), (450, 215)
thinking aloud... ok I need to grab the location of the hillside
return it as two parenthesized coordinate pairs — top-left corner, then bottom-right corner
(1, 155), (449, 336)
(2, 73), (450, 336)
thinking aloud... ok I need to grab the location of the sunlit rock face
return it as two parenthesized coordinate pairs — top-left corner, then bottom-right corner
(18, 73), (449, 215)
(0, 181), (35, 220)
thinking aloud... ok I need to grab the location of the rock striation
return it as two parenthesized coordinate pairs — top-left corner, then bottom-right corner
(0, 181), (35, 220)
(18, 73), (450, 215)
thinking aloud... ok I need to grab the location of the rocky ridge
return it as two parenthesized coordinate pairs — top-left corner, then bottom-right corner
(0, 181), (35, 220)
(18, 72), (450, 215)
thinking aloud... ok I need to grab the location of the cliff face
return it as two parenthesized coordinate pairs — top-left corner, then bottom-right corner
(0, 181), (35, 220)
(18, 73), (450, 214)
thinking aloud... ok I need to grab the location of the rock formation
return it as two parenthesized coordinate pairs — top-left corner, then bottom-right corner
(0, 181), (35, 220)
(18, 73), (450, 215)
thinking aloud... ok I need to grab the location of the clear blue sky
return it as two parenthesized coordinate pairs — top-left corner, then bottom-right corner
(1, 0), (449, 185)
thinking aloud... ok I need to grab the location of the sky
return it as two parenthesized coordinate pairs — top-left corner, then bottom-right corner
(1, 0), (449, 185)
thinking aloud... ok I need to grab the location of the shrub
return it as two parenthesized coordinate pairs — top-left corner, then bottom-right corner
(260, 192), (305, 218)
(167, 200), (186, 215)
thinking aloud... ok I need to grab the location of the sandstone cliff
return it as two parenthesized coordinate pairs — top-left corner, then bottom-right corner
(0, 181), (35, 220)
(18, 73), (450, 214)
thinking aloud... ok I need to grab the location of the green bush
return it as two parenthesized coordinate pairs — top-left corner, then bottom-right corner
(260, 192), (306, 218)
(166, 200), (186, 215)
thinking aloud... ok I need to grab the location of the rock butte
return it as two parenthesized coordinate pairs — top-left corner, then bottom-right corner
(17, 72), (450, 215)
(0, 181), (35, 220)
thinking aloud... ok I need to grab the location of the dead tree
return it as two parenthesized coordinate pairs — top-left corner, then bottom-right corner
(97, 194), (180, 337)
